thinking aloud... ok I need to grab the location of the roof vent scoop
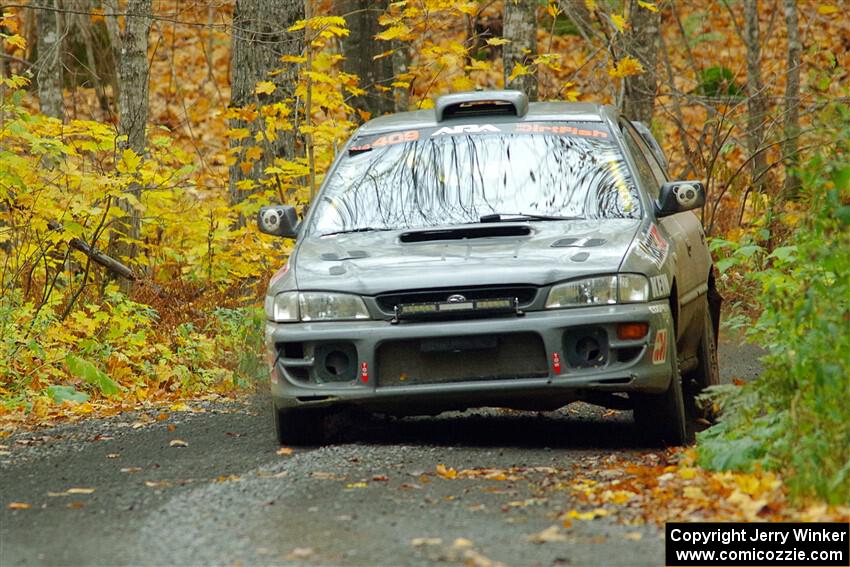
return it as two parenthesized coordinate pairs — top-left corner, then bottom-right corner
(435, 90), (529, 122)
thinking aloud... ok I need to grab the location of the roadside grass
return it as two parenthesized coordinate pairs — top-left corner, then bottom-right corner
(697, 105), (850, 505)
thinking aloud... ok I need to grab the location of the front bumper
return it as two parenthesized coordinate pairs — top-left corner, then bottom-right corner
(264, 301), (675, 414)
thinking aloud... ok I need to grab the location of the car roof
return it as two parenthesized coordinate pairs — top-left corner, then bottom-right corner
(356, 99), (619, 136)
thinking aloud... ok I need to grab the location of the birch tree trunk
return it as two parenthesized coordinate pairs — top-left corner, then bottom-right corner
(744, 0), (768, 193)
(228, 0), (304, 206)
(336, 0), (394, 118)
(503, 0), (537, 100)
(35, 0), (64, 120)
(392, 39), (411, 112)
(105, 0), (151, 281)
(621, 0), (659, 124)
(782, 0), (801, 199)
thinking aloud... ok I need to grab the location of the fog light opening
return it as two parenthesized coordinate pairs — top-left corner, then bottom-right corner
(325, 350), (351, 376)
(617, 322), (649, 341)
(575, 336), (601, 362)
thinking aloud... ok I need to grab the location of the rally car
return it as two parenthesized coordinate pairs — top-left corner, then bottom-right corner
(258, 90), (721, 446)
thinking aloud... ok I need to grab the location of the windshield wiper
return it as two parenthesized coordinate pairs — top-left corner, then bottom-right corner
(479, 213), (584, 223)
(320, 227), (393, 237)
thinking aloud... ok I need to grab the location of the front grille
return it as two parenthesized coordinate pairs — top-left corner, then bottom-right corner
(376, 285), (538, 314)
(377, 332), (548, 386)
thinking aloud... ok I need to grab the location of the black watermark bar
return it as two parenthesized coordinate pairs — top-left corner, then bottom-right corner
(666, 522), (849, 566)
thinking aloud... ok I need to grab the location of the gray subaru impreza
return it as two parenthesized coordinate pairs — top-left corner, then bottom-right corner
(258, 90), (721, 446)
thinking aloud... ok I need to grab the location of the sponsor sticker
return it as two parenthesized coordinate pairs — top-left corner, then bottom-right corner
(650, 274), (670, 297)
(638, 224), (670, 269)
(648, 304), (667, 314)
(652, 329), (668, 365)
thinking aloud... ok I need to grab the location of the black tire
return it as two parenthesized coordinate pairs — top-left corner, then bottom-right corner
(684, 295), (721, 420)
(273, 403), (327, 446)
(690, 295), (721, 390)
(633, 343), (690, 446)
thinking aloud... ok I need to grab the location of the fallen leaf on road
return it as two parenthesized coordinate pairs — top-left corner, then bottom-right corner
(372, 474), (389, 481)
(106, 453), (120, 459)
(214, 474), (241, 483)
(156, 413), (169, 421)
(345, 481), (368, 489)
(624, 532), (643, 541)
(67, 501), (85, 509)
(120, 467), (142, 473)
(436, 463), (457, 479)
(311, 471), (344, 480)
(7, 502), (30, 510)
(561, 508), (609, 521)
(169, 402), (190, 411)
(276, 447), (294, 456)
(528, 525), (568, 544)
(411, 537), (442, 547)
(66, 488), (95, 494)
(144, 480), (171, 488)
(452, 538), (474, 549)
(169, 439), (188, 448)
(166, 424), (176, 432)
(286, 547), (314, 560)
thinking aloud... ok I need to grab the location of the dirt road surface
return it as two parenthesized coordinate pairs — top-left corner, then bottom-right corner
(0, 340), (762, 566)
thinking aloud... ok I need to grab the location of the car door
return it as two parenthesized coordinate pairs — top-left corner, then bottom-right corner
(620, 122), (707, 354)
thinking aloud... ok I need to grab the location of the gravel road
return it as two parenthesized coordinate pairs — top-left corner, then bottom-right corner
(0, 338), (762, 567)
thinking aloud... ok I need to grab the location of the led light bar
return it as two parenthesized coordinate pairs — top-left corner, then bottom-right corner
(393, 297), (520, 323)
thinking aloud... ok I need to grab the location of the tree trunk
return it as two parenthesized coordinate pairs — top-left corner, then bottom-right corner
(228, 0), (304, 206)
(391, 39), (410, 112)
(502, 0), (537, 100)
(35, 0), (64, 120)
(336, 0), (394, 118)
(782, 0), (801, 199)
(743, 0), (768, 193)
(621, 0), (659, 124)
(105, 0), (151, 284)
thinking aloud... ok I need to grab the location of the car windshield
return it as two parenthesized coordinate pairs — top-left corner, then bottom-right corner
(308, 122), (642, 236)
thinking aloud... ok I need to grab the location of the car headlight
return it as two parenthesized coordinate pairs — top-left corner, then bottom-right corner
(545, 274), (649, 308)
(265, 291), (370, 322)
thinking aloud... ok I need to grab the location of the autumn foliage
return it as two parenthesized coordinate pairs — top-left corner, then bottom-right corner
(0, 0), (848, 506)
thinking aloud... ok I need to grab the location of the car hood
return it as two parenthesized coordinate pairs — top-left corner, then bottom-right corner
(291, 220), (641, 295)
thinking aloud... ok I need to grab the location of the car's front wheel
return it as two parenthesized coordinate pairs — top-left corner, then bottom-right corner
(633, 343), (689, 446)
(273, 403), (328, 446)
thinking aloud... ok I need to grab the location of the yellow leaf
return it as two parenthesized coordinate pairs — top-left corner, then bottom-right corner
(66, 488), (95, 495)
(276, 447), (294, 456)
(118, 148), (142, 174)
(611, 13), (628, 33)
(637, 0), (658, 11)
(372, 49), (396, 61)
(608, 56), (645, 78)
(584, 0), (597, 10)
(456, 2), (478, 16)
(255, 81), (277, 96)
(7, 502), (31, 510)
(345, 481), (368, 488)
(508, 62), (530, 82)
(5, 34), (26, 50)
(435, 463), (457, 479)
(375, 24), (411, 41)
(817, 4), (838, 14)
(244, 146), (264, 161)
(485, 37), (511, 46)
(280, 55), (307, 64)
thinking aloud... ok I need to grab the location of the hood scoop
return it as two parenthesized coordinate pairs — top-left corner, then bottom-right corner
(321, 250), (369, 261)
(400, 225), (531, 243)
(551, 237), (606, 248)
